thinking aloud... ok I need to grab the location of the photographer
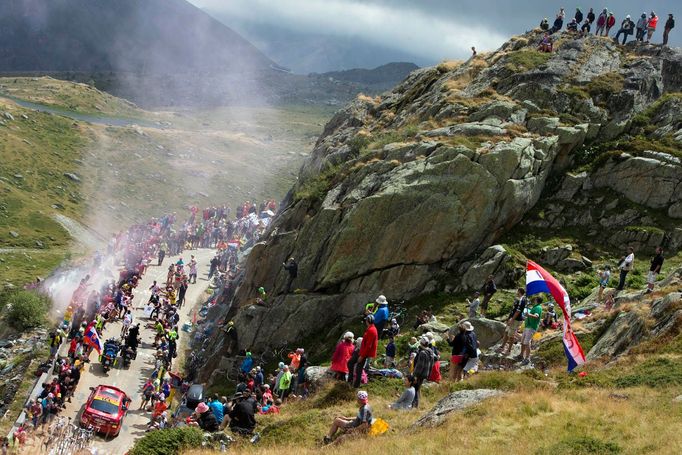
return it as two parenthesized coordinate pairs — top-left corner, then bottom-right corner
(226, 391), (256, 435)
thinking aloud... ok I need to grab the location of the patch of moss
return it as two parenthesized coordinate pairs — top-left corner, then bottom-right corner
(540, 435), (622, 455)
(504, 49), (551, 72)
(586, 72), (624, 99)
(292, 165), (341, 203)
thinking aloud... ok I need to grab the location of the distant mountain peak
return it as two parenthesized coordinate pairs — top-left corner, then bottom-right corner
(0, 0), (274, 74)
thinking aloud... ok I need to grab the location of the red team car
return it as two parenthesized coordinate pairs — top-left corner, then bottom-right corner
(80, 385), (130, 436)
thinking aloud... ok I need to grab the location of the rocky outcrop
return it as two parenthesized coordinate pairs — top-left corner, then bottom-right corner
(206, 31), (682, 361)
(457, 245), (521, 292)
(590, 154), (682, 218)
(413, 389), (503, 427)
(587, 310), (647, 360)
(587, 270), (682, 360)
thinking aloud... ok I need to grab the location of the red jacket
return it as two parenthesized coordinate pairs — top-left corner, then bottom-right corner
(331, 340), (355, 373)
(359, 324), (378, 358)
(607, 15), (616, 27)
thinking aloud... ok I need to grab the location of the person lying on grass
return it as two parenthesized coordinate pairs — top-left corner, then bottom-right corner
(324, 390), (373, 444)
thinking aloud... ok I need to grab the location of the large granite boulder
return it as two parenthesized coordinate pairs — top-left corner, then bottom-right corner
(590, 154), (682, 216)
(458, 245), (516, 292)
(413, 389), (503, 427)
(461, 318), (506, 349)
(587, 310), (647, 360)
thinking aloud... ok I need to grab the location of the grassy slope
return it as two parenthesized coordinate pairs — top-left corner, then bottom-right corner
(1, 82), (334, 287)
(0, 76), (146, 118)
(0, 98), (84, 285)
(186, 357), (682, 454)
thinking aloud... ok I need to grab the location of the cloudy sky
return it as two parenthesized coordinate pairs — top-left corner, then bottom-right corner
(190, 0), (679, 71)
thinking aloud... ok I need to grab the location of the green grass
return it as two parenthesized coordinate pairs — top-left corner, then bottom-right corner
(293, 164), (341, 203)
(586, 72), (625, 99)
(504, 49), (552, 72)
(130, 427), (204, 455)
(0, 76), (146, 118)
(541, 436), (622, 455)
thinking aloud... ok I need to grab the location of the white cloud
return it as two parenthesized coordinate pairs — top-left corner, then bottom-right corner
(192, 0), (508, 60)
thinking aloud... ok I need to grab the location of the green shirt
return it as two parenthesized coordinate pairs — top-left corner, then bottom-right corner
(525, 304), (543, 331)
(278, 371), (292, 390)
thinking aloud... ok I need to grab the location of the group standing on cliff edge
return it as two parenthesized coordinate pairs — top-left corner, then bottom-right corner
(538, 6), (675, 52)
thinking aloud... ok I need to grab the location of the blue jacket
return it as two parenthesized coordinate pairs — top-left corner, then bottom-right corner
(240, 356), (253, 373)
(374, 304), (389, 326)
(208, 401), (224, 423)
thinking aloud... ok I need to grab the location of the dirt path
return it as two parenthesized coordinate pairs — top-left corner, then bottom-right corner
(45, 248), (214, 455)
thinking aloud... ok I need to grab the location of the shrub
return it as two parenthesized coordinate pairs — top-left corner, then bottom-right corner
(1, 290), (50, 331)
(129, 427), (204, 455)
(541, 435), (622, 455)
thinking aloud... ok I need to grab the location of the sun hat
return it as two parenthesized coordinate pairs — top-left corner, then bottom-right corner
(357, 390), (368, 403)
(375, 295), (388, 305)
(195, 402), (209, 414)
(462, 321), (474, 332)
(343, 331), (354, 340)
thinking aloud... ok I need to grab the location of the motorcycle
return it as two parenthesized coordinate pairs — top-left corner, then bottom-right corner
(121, 346), (137, 368)
(101, 338), (121, 373)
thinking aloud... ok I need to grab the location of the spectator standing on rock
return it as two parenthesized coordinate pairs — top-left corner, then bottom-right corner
(461, 321), (479, 376)
(597, 265), (611, 302)
(282, 257), (298, 293)
(615, 15), (635, 44)
(550, 14), (564, 34)
(663, 14), (675, 45)
(587, 7), (596, 24)
(331, 332), (355, 380)
(605, 12), (617, 36)
(581, 19), (591, 36)
(521, 297), (543, 365)
(497, 288), (527, 355)
(647, 11), (659, 42)
(385, 336), (396, 368)
(636, 12), (648, 41)
(467, 292), (481, 319)
(617, 247), (635, 291)
(480, 275), (497, 317)
(647, 246), (664, 293)
(346, 337), (362, 385)
(411, 337), (434, 409)
(353, 315), (378, 388)
(447, 323), (466, 382)
(373, 295), (390, 336)
(595, 8), (608, 35)
(575, 7), (583, 24)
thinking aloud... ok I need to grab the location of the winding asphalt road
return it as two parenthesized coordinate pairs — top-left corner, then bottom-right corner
(57, 248), (215, 454)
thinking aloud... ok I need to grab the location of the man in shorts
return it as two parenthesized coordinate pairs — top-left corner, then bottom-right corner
(497, 288), (527, 356)
(521, 297), (543, 365)
(324, 390), (373, 444)
(646, 246), (664, 293)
